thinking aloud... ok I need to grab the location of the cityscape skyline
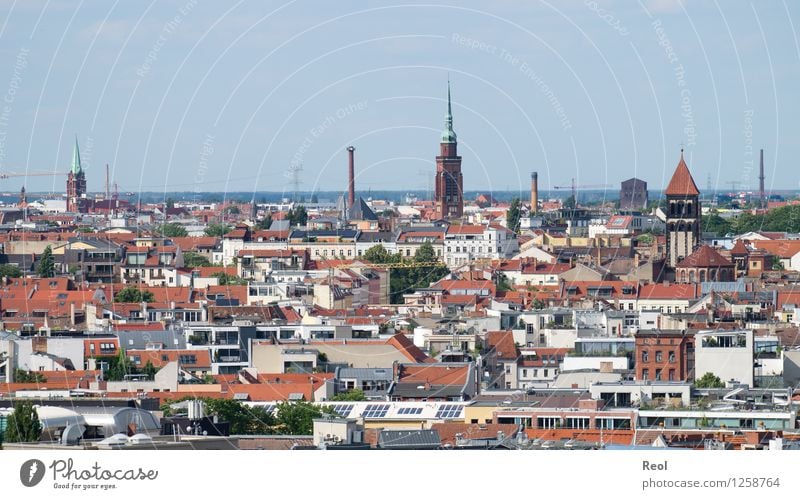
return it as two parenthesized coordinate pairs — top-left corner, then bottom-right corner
(0, 1), (797, 195)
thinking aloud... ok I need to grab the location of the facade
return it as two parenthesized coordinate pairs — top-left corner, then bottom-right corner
(675, 245), (735, 283)
(619, 177), (648, 211)
(434, 82), (463, 219)
(694, 330), (754, 387)
(634, 330), (695, 382)
(665, 151), (701, 268)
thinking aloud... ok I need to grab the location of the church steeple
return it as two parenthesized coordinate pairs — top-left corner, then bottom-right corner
(440, 79), (457, 144)
(71, 136), (82, 175)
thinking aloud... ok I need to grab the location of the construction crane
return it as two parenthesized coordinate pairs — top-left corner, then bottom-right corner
(553, 178), (612, 206)
(0, 171), (68, 180)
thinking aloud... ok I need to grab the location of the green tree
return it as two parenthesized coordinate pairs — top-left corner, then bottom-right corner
(203, 398), (276, 435)
(330, 389), (367, 401)
(114, 287), (155, 303)
(497, 273), (513, 292)
(275, 401), (335, 435)
(414, 242), (438, 263)
(183, 251), (212, 267)
(13, 369), (46, 383)
(37, 245), (55, 277)
(363, 244), (395, 264)
(0, 264), (22, 278)
(287, 206), (308, 226)
(142, 361), (157, 380)
(506, 197), (521, 233)
(256, 212), (273, 230)
(205, 223), (232, 237)
(224, 205), (241, 215)
(166, 198), (175, 209)
(157, 223), (188, 237)
(563, 195), (576, 210)
(694, 372), (725, 388)
(702, 211), (733, 237)
(105, 349), (132, 381)
(3, 400), (42, 443)
(212, 271), (248, 285)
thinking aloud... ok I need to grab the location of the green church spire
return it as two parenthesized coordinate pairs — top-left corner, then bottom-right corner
(440, 79), (457, 143)
(71, 137), (82, 174)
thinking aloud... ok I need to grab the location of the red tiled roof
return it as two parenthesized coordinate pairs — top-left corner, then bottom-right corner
(664, 153), (700, 196)
(730, 239), (750, 256)
(638, 283), (698, 300)
(485, 331), (518, 360)
(398, 364), (469, 385)
(447, 225), (485, 235)
(751, 240), (800, 258)
(386, 333), (433, 363)
(676, 245), (733, 268)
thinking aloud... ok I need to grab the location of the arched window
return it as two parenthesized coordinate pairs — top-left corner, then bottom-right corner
(689, 270), (696, 282)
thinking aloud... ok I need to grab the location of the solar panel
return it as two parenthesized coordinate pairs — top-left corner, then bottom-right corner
(331, 404), (353, 417)
(362, 404), (390, 418)
(397, 407), (423, 415)
(435, 404), (463, 419)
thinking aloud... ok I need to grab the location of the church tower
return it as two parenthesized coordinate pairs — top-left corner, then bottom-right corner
(66, 137), (87, 213)
(665, 150), (700, 267)
(434, 81), (463, 219)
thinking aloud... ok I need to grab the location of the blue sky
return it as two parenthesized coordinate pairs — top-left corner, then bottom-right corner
(0, 0), (797, 199)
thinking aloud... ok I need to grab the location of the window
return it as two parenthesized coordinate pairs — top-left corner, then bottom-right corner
(522, 369), (528, 377)
(642, 369), (649, 380)
(655, 369), (662, 381)
(669, 369), (676, 381)
(566, 417), (590, 429)
(536, 417), (561, 429)
(655, 351), (662, 363)
(641, 350), (649, 362)
(668, 352), (676, 363)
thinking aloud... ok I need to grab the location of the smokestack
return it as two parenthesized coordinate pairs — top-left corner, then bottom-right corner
(347, 146), (355, 207)
(530, 171), (538, 215)
(759, 149), (765, 210)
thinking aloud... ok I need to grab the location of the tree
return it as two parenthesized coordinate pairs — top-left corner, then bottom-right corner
(203, 398), (276, 435)
(157, 223), (188, 237)
(224, 205), (240, 215)
(414, 242), (438, 263)
(275, 401), (335, 435)
(330, 389), (367, 401)
(0, 264), (22, 278)
(287, 206), (308, 226)
(363, 244), (394, 264)
(497, 272), (513, 292)
(166, 198), (175, 209)
(14, 369), (46, 383)
(205, 223), (232, 237)
(183, 251), (212, 267)
(3, 400), (42, 443)
(37, 245), (55, 277)
(256, 212), (273, 230)
(105, 349), (132, 381)
(563, 195), (576, 210)
(506, 197), (521, 232)
(114, 287), (155, 303)
(702, 211), (733, 237)
(142, 361), (157, 380)
(212, 271), (248, 285)
(310, 193), (318, 203)
(694, 372), (725, 388)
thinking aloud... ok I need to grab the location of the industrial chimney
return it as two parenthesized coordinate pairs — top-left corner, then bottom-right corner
(347, 146), (355, 207)
(530, 171), (539, 215)
(759, 149), (765, 210)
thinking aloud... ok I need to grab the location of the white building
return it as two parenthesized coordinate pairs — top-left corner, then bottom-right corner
(694, 330), (754, 387)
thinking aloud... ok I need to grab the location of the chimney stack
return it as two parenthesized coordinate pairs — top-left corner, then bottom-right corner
(347, 146), (355, 207)
(530, 171), (539, 215)
(759, 149), (765, 210)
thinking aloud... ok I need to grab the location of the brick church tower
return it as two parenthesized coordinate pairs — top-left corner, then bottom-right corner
(434, 81), (463, 219)
(66, 137), (87, 213)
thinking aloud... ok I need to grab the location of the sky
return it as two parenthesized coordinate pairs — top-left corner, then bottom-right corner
(0, 0), (798, 200)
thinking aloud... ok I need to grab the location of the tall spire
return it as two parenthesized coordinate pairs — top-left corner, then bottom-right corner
(441, 79), (457, 143)
(71, 136), (82, 175)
